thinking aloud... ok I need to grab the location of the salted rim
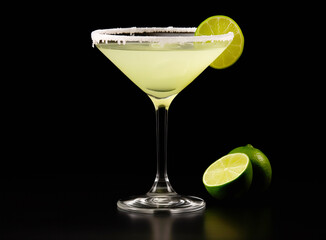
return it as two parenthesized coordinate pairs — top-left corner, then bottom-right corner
(91, 27), (234, 46)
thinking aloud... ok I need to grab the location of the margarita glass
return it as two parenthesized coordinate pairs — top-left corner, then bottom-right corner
(91, 27), (234, 214)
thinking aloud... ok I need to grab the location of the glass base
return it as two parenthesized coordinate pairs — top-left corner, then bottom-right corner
(117, 193), (205, 214)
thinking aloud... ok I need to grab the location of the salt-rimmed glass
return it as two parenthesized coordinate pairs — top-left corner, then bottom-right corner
(91, 27), (234, 214)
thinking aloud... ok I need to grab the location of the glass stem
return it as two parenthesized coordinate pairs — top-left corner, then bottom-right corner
(148, 104), (176, 195)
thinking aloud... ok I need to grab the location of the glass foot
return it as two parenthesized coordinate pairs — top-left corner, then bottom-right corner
(117, 194), (206, 214)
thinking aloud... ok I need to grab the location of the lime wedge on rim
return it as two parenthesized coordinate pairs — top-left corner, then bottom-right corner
(203, 153), (253, 199)
(195, 15), (244, 69)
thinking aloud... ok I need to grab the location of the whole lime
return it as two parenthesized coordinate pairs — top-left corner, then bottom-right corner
(229, 144), (272, 192)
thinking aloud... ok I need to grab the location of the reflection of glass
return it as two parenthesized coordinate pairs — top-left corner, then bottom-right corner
(118, 210), (205, 240)
(91, 27), (234, 214)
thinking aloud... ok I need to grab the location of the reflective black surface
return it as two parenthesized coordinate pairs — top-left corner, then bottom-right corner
(2, 174), (325, 239)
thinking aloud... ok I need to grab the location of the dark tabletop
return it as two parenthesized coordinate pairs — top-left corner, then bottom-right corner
(2, 170), (325, 240)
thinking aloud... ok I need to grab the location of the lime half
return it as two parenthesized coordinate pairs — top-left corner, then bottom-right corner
(203, 153), (253, 199)
(195, 15), (244, 69)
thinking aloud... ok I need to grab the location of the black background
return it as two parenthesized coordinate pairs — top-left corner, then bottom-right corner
(2, 2), (325, 239)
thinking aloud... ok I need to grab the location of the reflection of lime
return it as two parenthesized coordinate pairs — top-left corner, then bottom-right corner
(205, 208), (241, 239)
(229, 144), (272, 192)
(203, 153), (252, 199)
(205, 206), (273, 240)
(195, 15), (244, 69)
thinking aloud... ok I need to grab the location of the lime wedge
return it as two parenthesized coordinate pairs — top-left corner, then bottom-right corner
(203, 153), (252, 199)
(195, 15), (244, 69)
